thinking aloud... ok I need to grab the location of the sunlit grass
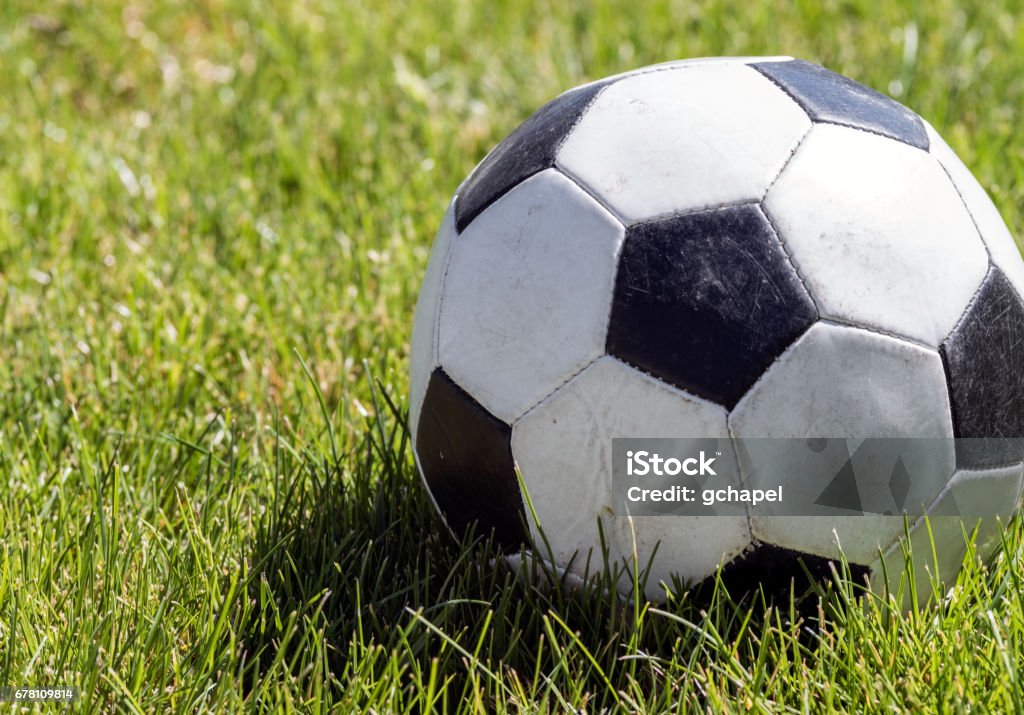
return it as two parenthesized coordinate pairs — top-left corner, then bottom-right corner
(1, 0), (1023, 711)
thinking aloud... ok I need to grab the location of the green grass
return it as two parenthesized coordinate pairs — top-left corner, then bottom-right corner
(1, 0), (1023, 711)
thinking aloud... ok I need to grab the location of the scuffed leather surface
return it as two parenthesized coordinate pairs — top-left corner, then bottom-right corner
(941, 267), (1024, 468)
(607, 204), (816, 408)
(753, 59), (928, 150)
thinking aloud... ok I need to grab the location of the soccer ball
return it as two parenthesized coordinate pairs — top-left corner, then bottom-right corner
(408, 57), (1024, 602)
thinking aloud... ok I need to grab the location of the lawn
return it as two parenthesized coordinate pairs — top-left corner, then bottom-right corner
(1, 0), (1023, 711)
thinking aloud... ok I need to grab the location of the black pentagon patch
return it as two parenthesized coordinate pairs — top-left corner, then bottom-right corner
(694, 543), (871, 605)
(940, 266), (1024, 468)
(454, 80), (613, 232)
(606, 204), (817, 408)
(752, 59), (928, 150)
(416, 369), (528, 550)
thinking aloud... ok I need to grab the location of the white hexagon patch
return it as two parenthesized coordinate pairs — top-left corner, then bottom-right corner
(925, 122), (1024, 306)
(437, 169), (625, 423)
(511, 356), (750, 597)
(730, 322), (955, 564)
(764, 124), (989, 347)
(557, 63), (810, 223)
